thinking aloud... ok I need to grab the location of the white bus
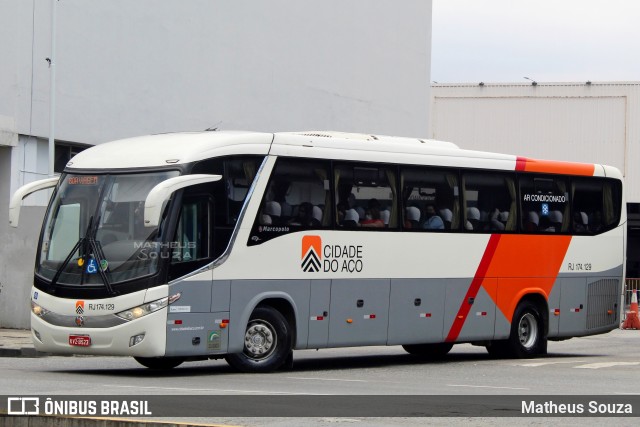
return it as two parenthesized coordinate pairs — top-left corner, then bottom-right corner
(10, 131), (625, 372)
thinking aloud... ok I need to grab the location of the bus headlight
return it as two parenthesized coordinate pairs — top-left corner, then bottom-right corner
(116, 297), (168, 321)
(31, 301), (50, 317)
(115, 293), (181, 321)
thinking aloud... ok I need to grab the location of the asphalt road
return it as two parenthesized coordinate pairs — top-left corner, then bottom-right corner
(1, 329), (639, 426)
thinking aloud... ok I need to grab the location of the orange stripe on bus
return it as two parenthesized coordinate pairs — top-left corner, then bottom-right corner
(482, 234), (572, 322)
(446, 235), (501, 342)
(516, 156), (595, 176)
(445, 234), (572, 342)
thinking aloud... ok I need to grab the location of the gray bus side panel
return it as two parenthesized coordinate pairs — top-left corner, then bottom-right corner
(328, 279), (390, 347)
(307, 280), (331, 348)
(166, 278), (230, 356)
(387, 278), (446, 345)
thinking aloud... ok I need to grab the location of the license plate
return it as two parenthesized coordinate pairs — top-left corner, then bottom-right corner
(69, 335), (91, 347)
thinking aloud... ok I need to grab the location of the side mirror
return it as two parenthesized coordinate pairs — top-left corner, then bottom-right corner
(144, 174), (222, 227)
(9, 177), (59, 227)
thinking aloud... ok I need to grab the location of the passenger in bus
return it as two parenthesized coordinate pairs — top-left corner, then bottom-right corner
(343, 209), (360, 228)
(539, 214), (552, 232)
(573, 211), (589, 233)
(466, 207), (480, 230)
(439, 208), (453, 230)
(336, 201), (349, 224)
(405, 206), (421, 228)
(288, 202), (313, 226)
(380, 209), (390, 227)
(311, 205), (323, 227)
(260, 214), (272, 225)
(524, 211), (539, 232)
(589, 211), (603, 233)
(423, 203), (444, 230)
(549, 210), (563, 232)
(488, 208), (505, 231)
(361, 198), (385, 228)
(500, 211), (510, 228)
(262, 201), (281, 225)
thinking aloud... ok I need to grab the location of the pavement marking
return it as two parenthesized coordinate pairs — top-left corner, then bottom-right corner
(574, 362), (640, 369)
(515, 360), (586, 367)
(447, 384), (530, 390)
(105, 384), (330, 395)
(286, 376), (367, 382)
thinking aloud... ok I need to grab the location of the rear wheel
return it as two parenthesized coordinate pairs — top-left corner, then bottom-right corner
(225, 306), (292, 373)
(134, 356), (184, 370)
(402, 343), (453, 359)
(487, 300), (547, 358)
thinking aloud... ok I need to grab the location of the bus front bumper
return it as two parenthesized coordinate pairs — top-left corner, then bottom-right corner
(30, 308), (167, 357)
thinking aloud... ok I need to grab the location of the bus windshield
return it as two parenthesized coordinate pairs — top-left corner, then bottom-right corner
(37, 171), (179, 287)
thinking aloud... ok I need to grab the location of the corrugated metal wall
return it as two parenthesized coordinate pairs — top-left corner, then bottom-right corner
(431, 83), (640, 202)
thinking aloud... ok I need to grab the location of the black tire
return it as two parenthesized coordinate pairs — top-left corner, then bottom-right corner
(497, 300), (547, 358)
(134, 356), (184, 370)
(402, 343), (453, 359)
(225, 306), (292, 373)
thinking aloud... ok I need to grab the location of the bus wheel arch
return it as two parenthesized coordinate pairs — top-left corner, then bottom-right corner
(487, 293), (548, 358)
(225, 301), (295, 373)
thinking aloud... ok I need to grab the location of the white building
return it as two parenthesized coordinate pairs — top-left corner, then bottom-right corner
(431, 81), (640, 277)
(0, 0), (433, 328)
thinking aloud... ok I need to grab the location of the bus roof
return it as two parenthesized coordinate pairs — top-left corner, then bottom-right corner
(65, 130), (609, 178)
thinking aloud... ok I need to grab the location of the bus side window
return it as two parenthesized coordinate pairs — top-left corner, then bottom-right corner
(463, 172), (516, 232)
(571, 178), (622, 235)
(519, 175), (570, 233)
(248, 158), (332, 245)
(400, 166), (460, 231)
(334, 163), (397, 229)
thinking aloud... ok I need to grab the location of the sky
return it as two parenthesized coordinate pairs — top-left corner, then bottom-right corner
(431, 0), (640, 83)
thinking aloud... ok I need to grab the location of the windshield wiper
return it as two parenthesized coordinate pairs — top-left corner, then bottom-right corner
(49, 215), (116, 296)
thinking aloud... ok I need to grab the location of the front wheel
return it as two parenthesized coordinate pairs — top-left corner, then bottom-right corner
(402, 343), (453, 359)
(134, 356), (184, 370)
(225, 306), (292, 373)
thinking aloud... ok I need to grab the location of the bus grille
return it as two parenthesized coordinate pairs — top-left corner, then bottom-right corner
(586, 278), (620, 330)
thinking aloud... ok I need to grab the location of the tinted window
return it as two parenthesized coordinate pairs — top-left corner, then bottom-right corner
(249, 158), (332, 245)
(401, 167), (460, 231)
(463, 172), (516, 232)
(335, 162), (397, 229)
(520, 175), (569, 233)
(572, 178), (622, 234)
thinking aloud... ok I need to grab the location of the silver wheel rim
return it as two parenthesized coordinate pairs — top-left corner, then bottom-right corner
(518, 313), (538, 349)
(244, 319), (277, 360)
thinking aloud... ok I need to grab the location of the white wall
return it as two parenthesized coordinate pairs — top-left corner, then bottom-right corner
(431, 82), (640, 202)
(0, 1), (434, 328)
(1, 1), (433, 145)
